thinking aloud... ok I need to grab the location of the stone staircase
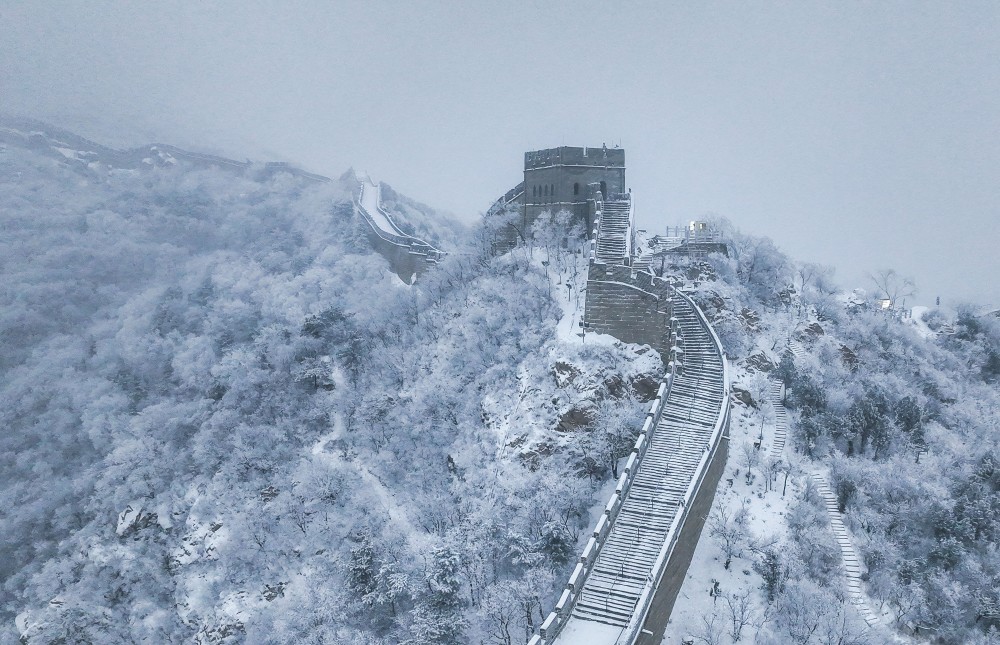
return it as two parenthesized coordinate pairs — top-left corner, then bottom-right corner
(632, 235), (686, 274)
(595, 200), (631, 264)
(569, 296), (726, 628)
(768, 380), (787, 459)
(783, 339), (879, 628)
(787, 338), (808, 362)
(810, 474), (881, 627)
(631, 253), (653, 273)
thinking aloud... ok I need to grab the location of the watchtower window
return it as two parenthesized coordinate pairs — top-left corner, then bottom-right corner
(532, 186), (537, 197)
(600, 180), (607, 196)
(550, 184), (555, 197)
(574, 182), (579, 195)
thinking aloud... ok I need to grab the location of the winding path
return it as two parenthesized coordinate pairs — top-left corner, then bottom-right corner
(528, 286), (730, 645)
(810, 474), (880, 626)
(485, 178), (731, 645)
(778, 341), (880, 628)
(358, 175), (409, 239)
(353, 173), (443, 282)
(559, 296), (727, 643)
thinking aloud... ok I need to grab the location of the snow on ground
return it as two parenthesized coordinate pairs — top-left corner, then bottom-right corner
(546, 248), (588, 344)
(907, 305), (935, 339)
(660, 366), (798, 644)
(547, 247), (637, 348)
(54, 147), (81, 160)
(558, 618), (625, 644)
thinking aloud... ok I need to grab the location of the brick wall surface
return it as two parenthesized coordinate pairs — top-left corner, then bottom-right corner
(583, 263), (674, 357)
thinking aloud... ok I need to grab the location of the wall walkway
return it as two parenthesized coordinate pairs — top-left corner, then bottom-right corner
(483, 174), (731, 645)
(529, 269), (730, 645)
(354, 176), (443, 284)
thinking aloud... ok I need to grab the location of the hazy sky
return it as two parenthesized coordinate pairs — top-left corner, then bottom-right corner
(3, 1), (998, 306)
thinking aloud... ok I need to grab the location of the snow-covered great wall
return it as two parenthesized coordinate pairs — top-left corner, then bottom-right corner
(355, 175), (444, 283)
(487, 177), (732, 645)
(0, 116), (445, 285)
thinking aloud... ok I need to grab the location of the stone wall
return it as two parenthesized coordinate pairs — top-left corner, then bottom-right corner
(583, 263), (674, 358)
(355, 191), (441, 284)
(633, 432), (730, 645)
(362, 227), (431, 284)
(523, 146), (626, 238)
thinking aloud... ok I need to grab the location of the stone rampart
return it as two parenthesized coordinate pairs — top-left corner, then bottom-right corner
(531, 287), (731, 645)
(532, 371), (679, 645)
(355, 182), (443, 284)
(622, 292), (732, 645)
(583, 263), (674, 357)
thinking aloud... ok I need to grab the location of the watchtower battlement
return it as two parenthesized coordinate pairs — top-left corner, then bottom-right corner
(521, 144), (627, 238)
(524, 146), (625, 169)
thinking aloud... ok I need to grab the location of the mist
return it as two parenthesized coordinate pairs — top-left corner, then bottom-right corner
(3, 0), (998, 305)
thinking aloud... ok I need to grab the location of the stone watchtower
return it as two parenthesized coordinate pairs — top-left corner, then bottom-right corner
(522, 145), (626, 236)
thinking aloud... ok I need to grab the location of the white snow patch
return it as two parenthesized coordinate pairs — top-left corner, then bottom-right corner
(15, 612), (31, 637)
(558, 618), (626, 645)
(661, 366), (796, 644)
(54, 147), (81, 160)
(359, 178), (406, 237)
(907, 305), (935, 339)
(116, 501), (144, 536)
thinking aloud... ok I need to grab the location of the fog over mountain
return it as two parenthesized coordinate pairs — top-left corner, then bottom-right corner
(3, 1), (998, 305)
(2, 124), (998, 644)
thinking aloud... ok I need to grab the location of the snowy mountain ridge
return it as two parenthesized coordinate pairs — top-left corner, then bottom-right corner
(1, 123), (999, 645)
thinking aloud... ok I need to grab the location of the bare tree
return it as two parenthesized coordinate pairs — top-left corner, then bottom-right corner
(693, 607), (725, 645)
(709, 501), (750, 569)
(740, 440), (761, 486)
(753, 599), (776, 642)
(763, 455), (784, 493)
(724, 588), (756, 642)
(869, 268), (916, 310)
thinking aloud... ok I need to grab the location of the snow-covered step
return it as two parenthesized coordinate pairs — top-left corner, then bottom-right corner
(594, 199), (632, 263)
(788, 338), (808, 362)
(809, 473), (881, 627)
(566, 295), (726, 633)
(768, 379), (788, 459)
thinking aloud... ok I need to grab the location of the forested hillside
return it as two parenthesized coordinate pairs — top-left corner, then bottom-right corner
(659, 223), (1000, 645)
(0, 141), (655, 644)
(3, 131), (999, 645)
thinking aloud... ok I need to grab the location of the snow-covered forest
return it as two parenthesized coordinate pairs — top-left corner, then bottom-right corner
(659, 223), (1000, 645)
(0, 140), (654, 644)
(2, 131), (999, 645)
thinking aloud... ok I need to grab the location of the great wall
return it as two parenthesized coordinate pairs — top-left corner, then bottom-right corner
(487, 147), (732, 645)
(355, 175), (444, 284)
(0, 117), (445, 285)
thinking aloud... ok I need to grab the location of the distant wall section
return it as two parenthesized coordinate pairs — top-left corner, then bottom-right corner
(355, 181), (443, 284)
(361, 228), (429, 284)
